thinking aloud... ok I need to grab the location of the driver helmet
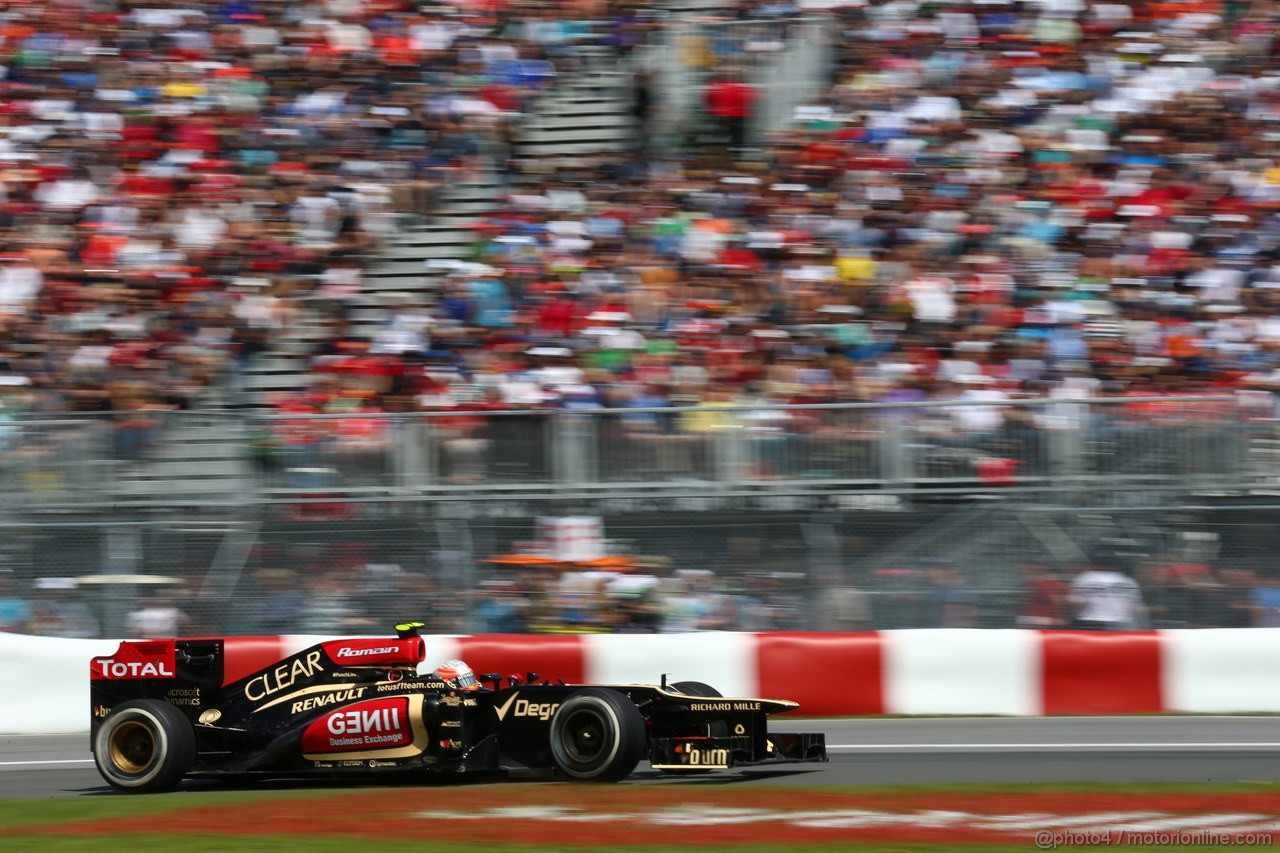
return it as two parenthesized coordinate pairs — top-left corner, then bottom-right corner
(435, 659), (479, 691)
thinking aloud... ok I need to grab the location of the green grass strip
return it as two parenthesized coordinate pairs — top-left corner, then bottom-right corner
(0, 838), (1246, 853)
(0, 780), (1273, 829)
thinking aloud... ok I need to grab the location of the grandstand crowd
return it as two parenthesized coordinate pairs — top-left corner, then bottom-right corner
(0, 0), (1273, 438)
(247, 0), (1280, 440)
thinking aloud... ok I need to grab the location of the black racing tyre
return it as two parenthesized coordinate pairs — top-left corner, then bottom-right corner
(93, 699), (195, 793)
(549, 688), (646, 782)
(669, 681), (722, 698)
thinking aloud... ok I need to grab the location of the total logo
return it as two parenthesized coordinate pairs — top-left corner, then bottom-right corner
(91, 641), (176, 681)
(493, 692), (560, 722)
(95, 659), (175, 678)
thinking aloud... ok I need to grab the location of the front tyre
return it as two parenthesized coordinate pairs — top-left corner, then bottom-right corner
(669, 681), (722, 698)
(93, 699), (195, 793)
(549, 688), (645, 782)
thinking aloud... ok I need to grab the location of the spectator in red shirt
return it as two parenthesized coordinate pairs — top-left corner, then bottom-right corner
(1017, 563), (1069, 628)
(705, 74), (757, 157)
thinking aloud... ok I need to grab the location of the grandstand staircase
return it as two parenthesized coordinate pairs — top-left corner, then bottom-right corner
(104, 391), (254, 507)
(82, 178), (505, 507)
(513, 61), (635, 163)
(242, 62), (639, 409)
(240, 175), (505, 405)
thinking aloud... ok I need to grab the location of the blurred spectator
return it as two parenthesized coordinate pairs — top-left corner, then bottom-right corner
(661, 568), (720, 631)
(631, 70), (654, 156)
(0, 573), (31, 633)
(1248, 572), (1280, 628)
(930, 562), (979, 628)
(250, 568), (306, 634)
(611, 579), (665, 633)
(1144, 559), (1224, 628)
(738, 571), (803, 630)
(1068, 552), (1147, 630)
(27, 577), (100, 638)
(299, 572), (370, 635)
(1217, 569), (1259, 628)
(125, 593), (190, 638)
(473, 580), (530, 633)
(815, 570), (871, 631)
(1017, 563), (1069, 628)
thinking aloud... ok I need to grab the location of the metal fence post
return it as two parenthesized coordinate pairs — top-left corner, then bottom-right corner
(391, 416), (411, 490)
(552, 412), (598, 487)
(880, 419), (913, 485)
(714, 427), (745, 485)
(1049, 425), (1084, 490)
(416, 417), (435, 488)
(101, 525), (142, 637)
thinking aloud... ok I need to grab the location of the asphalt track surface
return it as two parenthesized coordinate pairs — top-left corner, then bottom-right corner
(3, 717), (1279, 798)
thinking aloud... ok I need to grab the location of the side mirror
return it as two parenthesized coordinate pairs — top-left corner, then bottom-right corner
(526, 672), (542, 684)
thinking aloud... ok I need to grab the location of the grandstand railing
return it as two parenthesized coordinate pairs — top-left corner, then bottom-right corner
(1, 396), (1277, 509)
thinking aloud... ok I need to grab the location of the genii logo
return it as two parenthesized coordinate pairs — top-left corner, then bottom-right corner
(301, 697), (413, 754)
(493, 692), (560, 722)
(91, 640), (176, 680)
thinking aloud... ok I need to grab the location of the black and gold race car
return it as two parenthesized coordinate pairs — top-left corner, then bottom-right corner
(89, 625), (827, 792)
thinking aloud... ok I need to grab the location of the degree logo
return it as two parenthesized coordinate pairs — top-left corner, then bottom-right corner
(493, 692), (520, 722)
(493, 692), (559, 722)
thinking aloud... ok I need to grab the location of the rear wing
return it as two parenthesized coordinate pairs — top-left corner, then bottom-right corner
(90, 635), (428, 728)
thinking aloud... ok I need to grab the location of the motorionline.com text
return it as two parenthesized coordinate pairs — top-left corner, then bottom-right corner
(1035, 829), (1273, 849)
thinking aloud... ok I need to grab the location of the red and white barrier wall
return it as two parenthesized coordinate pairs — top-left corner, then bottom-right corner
(6, 629), (1280, 734)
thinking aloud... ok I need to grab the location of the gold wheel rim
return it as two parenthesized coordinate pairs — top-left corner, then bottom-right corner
(108, 720), (156, 775)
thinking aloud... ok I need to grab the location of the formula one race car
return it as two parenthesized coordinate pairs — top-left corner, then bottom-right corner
(89, 625), (827, 792)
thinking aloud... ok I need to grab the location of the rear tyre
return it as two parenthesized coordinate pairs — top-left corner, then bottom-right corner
(93, 699), (195, 793)
(669, 681), (722, 698)
(549, 688), (646, 782)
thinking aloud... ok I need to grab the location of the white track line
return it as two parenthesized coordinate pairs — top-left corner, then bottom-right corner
(828, 742), (1280, 750)
(2, 743), (1277, 768)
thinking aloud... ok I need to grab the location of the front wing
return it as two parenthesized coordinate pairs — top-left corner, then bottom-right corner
(649, 732), (828, 771)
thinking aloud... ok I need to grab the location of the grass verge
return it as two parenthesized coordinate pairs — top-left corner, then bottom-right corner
(0, 839), (1249, 853)
(0, 782), (1274, 851)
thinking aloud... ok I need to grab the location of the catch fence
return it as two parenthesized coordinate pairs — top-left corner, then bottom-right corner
(0, 396), (1275, 509)
(3, 396), (1279, 639)
(2, 502), (1278, 639)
